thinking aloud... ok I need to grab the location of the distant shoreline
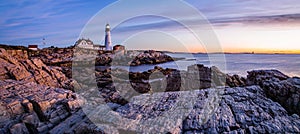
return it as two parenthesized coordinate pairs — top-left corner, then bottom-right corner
(1, 44), (300, 55)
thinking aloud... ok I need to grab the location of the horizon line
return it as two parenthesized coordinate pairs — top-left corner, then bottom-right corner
(1, 43), (300, 55)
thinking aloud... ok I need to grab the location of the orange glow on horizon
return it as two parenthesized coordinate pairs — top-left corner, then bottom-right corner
(187, 47), (300, 54)
(223, 48), (300, 54)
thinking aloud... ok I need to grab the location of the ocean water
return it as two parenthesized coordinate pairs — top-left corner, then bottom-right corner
(114, 53), (300, 77)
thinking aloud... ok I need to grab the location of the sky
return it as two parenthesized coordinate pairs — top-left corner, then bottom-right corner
(0, 0), (300, 53)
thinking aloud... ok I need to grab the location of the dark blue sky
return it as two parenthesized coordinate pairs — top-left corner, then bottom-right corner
(0, 0), (299, 53)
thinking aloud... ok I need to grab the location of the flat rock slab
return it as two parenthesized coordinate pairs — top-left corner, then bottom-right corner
(82, 86), (300, 133)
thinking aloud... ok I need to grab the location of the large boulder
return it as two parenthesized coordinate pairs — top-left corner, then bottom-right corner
(130, 50), (175, 66)
(247, 70), (300, 115)
(247, 70), (289, 85)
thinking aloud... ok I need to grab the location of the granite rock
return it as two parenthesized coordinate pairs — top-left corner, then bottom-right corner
(81, 86), (300, 133)
(0, 48), (69, 89)
(0, 80), (85, 134)
(247, 70), (300, 115)
(1, 46), (300, 133)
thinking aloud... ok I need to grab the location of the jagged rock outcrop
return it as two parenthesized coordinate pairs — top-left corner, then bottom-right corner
(94, 50), (181, 66)
(76, 67), (300, 133)
(33, 47), (73, 67)
(0, 48), (70, 89)
(89, 64), (251, 108)
(95, 53), (112, 66)
(247, 70), (300, 116)
(0, 80), (89, 134)
(5, 49), (28, 60)
(130, 50), (177, 66)
(226, 74), (247, 87)
(247, 70), (290, 85)
(0, 44), (31, 60)
(80, 86), (300, 133)
(103, 64), (243, 95)
(34, 47), (180, 67)
(183, 86), (300, 133)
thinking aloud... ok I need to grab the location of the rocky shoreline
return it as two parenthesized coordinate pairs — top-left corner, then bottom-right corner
(25, 46), (182, 67)
(0, 46), (300, 133)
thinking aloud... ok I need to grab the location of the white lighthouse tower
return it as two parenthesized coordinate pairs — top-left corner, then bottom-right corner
(105, 24), (112, 51)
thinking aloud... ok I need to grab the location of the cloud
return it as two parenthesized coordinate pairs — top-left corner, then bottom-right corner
(210, 13), (300, 27)
(0, 0), (299, 48)
(0, 0), (104, 47)
(112, 13), (300, 35)
(185, 0), (300, 19)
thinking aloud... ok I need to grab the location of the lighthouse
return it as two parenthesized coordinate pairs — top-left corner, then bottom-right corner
(105, 24), (112, 51)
